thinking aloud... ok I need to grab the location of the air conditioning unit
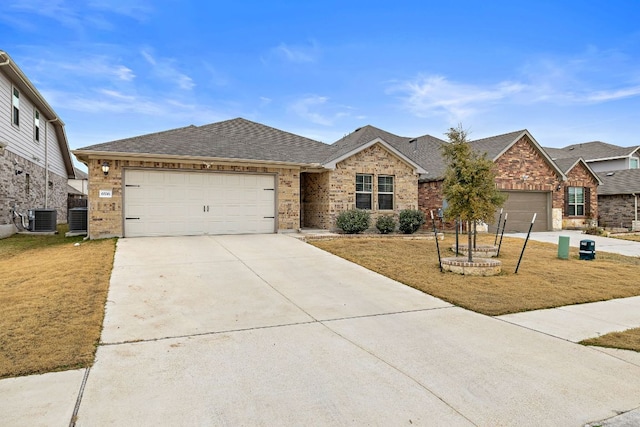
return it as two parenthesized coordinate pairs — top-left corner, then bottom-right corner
(28, 208), (57, 232)
(68, 207), (88, 232)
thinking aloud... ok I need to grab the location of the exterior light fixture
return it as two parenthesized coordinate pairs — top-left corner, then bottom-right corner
(102, 161), (110, 176)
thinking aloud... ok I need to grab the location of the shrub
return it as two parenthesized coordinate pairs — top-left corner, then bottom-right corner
(584, 226), (605, 236)
(398, 209), (425, 234)
(336, 209), (371, 234)
(376, 215), (396, 234)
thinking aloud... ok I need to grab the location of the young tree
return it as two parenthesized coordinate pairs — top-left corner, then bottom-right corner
(441, 124), (506, 262)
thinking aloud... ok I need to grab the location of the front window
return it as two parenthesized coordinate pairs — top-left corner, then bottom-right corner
(630, 158), (639, 169)
(568, 187), (584, 216)
(34, 110), (40, 142)
(12, 87), (20, 126)
(378, 175), (394, 210)
(355, 174), (372, 210)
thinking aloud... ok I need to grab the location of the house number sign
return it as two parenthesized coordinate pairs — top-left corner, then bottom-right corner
(99, 189), (113, 198)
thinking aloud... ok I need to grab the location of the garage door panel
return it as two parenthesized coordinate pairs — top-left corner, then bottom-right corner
(124, 170), (276, 237)
(496, 191), (550, 233)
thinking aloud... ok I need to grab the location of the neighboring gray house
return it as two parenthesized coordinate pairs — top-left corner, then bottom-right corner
(597, 169), (640, 231)
(0, 50), (75, 238)
(545, 141), (640, 173)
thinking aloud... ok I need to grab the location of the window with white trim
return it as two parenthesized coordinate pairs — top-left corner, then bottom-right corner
(12, 87), (20, 126)
(630, 158), (639, 169)
(568, 187), (584, 216)
(355, 174), (372, 210)
(377, 175), (394, 210)
(34, 110), (40, 142)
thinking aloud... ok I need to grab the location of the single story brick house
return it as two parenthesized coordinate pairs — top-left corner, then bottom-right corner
(412, 130), (601, 233)
(73, 118), (426, 239)
(596, 169), (640, 230)
(74, 119), (600, 238)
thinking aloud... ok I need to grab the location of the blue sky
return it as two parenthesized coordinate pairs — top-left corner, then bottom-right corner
(2, 0), (640, 167)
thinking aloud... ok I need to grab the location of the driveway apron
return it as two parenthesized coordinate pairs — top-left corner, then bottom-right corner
(74, 234), (640, 426)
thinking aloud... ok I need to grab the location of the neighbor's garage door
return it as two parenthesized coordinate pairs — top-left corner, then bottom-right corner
(497, 191), (550, 233)
(124, 170), (276, 237)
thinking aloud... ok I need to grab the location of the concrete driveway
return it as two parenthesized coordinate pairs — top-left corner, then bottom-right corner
(7, 234), (639, 426)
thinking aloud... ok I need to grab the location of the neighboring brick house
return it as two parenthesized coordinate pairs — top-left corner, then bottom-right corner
(596, 169), (640, 230)
(73, 119), (425, 239)
(414, 130), (598, 233)
(0, 51), (75, 238)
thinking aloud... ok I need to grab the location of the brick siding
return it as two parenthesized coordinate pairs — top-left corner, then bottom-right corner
(302, 143), (419, 230)
(86, 158), (300, 239)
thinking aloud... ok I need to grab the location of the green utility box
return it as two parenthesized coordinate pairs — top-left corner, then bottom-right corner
(558, 236), (570, 260)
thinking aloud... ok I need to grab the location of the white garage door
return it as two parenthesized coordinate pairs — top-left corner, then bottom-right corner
(124, 170), (276, 237)
(496, 191), (550, 233)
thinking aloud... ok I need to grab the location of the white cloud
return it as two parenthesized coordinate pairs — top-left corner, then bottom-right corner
(390, 75), (526, 121)
(270, 40), (320, 63)
(140, 50), (195, 91)
(586, 86), (640, 102)
(289, 95), (352, 126)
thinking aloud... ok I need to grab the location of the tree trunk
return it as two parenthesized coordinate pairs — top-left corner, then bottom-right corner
(473, 221), (477, 250)
(467, 220), (473, 263)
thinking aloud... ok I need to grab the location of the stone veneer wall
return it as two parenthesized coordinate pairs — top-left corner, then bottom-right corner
(598, 194), (638, 229)
(301, 171), (331, 228)
(86, 158), (300, 239)
(324, 144), (418, 230)
(0, 148), (68, 232)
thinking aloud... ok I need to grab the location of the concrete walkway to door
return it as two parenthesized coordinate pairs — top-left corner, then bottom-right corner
(2, 234), (640, 426)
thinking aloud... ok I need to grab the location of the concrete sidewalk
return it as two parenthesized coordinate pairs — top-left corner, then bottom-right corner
(2, 234), (640, 426)
(509, 230), (640, 257)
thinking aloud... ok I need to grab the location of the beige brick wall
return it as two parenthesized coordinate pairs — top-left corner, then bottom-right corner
(301, 171), (331, 228)
(309, 143), (418, 230)
(86, 158), (300, 239)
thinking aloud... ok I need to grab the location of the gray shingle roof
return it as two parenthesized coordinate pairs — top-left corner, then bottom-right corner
(76, 118), (330, 164)
(73, 167), (88, 179)
(469, 130), (527, 160)
(597, 169), (640, 195)
(324, 125), (412, 163)
(553, 157), (583, 174)
(545, 141), (640, 161)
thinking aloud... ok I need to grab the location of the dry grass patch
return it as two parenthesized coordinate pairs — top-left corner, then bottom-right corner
(0, 227), (116, 378)
(611, 234), (640, 242)
(311, 234), (640, 316)
(581, 328), (640, 352)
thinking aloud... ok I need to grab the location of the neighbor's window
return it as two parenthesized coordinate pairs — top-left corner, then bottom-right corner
(355, 174), (372, 210)
(378, 175), (394, 210)
(12, 87), (20, 126)
(568, 187), (584, 216)
(34, 110), (40, 142)
(631, 158), (639, 169)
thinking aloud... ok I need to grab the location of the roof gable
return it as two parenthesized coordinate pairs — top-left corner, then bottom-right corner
(471, 130), (566, 180)
(555, 157), (602, 185)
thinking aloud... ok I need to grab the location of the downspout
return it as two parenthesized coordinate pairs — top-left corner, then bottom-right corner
(633, 193), (638, 223)
(44, 118), (59, 208)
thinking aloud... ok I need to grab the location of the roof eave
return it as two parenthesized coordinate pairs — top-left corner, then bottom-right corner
(72, 149), (324, 169)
